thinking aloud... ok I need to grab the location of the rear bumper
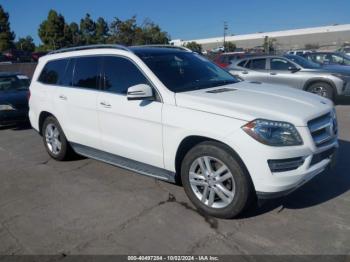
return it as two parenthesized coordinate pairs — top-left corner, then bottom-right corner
(0, 109), (29, 125)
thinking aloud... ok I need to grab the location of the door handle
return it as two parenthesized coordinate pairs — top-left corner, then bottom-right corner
(270, 72), (277, 75)
(59, 95), (67, 100)
(100, 101), (111, 108)
(242, 71), (248, 74)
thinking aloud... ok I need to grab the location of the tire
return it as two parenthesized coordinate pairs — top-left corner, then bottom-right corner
(307, 82), (334, 101)
(42, 116), (72, 161)
(181, 141), (254, 219)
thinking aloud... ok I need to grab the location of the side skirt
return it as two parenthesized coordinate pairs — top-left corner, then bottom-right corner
(71, 143), (176, 183)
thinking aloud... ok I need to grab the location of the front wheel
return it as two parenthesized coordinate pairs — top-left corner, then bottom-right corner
(181, 141), (254, 219)
(307, 82), (334, 101)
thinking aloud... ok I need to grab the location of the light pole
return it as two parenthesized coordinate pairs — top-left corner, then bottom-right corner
(223, 21), (228, 52)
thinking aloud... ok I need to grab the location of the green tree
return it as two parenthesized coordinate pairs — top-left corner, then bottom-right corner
(108, 16), (137, 45)
(0, 5), (15, 51)
(38, 10), (67, 50)
(184, 41), (202, 53)
(136, 19), (169, 45)
(224, 41), (236, 52)
(15, 36), (35, 52)
(67, 22), (81, 46)
(108, 16), (169, 46)
(80, 13), (96, 44)
(95, 17), (109, 44)
(305, 43), (319, 50)
(263, 36), (277, 54)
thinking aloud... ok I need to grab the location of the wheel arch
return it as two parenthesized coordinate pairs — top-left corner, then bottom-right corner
(174, 135), (253, 188)
(38, 111), (56, 135)
(303, 78), (338, 96)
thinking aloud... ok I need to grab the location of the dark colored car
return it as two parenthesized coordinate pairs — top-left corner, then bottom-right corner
(303, 52), (350, 66)
(31, 51), (47, 62)
(214, 52), (252, 68)
(2, 49), (32, 62)
(0, 72), (30, 126)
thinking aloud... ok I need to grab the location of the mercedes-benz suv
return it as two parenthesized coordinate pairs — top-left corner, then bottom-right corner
(29, 45), (338, 218)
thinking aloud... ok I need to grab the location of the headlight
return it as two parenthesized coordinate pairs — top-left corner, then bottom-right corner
(242, 119), (303, 146)
(0, 104), (15, 111)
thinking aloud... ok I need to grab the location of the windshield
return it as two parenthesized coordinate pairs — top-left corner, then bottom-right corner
(0, 75), (30, 91)
(138, 52), (238, 92)
(284, 55), (321, 69)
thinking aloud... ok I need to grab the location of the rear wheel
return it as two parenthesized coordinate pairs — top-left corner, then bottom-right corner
(42, 116), (72, 161)
(181, 141), (254, 219)
(307, 82), (334, 101)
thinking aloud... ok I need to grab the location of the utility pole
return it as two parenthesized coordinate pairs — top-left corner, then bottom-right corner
(223, 21), (228, 52)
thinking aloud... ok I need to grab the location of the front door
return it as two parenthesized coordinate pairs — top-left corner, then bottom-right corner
(97, 56), (164, 168)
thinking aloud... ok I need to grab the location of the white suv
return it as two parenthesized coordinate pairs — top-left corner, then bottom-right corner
(29, 45), (338, 218)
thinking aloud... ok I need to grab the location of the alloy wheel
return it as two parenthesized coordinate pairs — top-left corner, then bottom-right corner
(189, 156), (235, 209)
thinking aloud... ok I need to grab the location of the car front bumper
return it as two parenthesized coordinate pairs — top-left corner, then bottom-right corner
(225, 125), (339, 199)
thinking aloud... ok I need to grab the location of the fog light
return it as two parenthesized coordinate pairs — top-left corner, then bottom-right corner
(268, 157), (305, 173)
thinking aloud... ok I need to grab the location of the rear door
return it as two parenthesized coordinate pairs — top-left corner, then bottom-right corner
(54, 56), (102, 149)
(237, 58), (269, 82)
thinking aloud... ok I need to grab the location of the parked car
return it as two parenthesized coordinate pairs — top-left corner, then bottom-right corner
(214, 52), (252, 68)
(29, 45), (338, 218)
(31, 51), (48, 62)
(286, 50), (313, 56)
(229, 54), (350, 101)
(338, 46), (350, 56)
(0, 72), (30, 126)
(211, 46), (225, 53)
(2, 49), (32, 62)
(303, 52), (350, 66)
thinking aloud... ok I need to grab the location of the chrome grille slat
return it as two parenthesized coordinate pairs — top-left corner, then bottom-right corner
(308, 112), (337, 148)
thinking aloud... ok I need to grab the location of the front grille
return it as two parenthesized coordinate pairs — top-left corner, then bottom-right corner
(308, 112), (338, 148)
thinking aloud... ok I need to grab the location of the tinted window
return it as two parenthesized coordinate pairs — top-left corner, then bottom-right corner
(270, 58), (294, 70)
(237, 60), (247, 67)
(61, 58), (75, 86)
(73, 56), (102, 89)
(103, 56), (150, 94)
(246, 59), (266, 70)
(38, 59), (68, 85)
(0, 75), (30, 91)
(138, 52), (238, 93)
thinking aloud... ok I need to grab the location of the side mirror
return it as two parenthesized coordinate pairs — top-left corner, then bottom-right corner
(127, 84), (154, 101)
(288, 66), (299, 73)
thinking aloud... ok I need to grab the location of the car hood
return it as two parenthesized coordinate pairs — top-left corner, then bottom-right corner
(175, 82), (333, 126)
(0, 90), (29, 109)
(320, 65), (350, 76)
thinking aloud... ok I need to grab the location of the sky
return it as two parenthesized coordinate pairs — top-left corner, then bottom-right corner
(1, 0), (350, 44)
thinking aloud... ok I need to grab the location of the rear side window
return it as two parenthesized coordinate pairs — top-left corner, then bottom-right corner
(237, 60), (247, 67)
(72, 56), (102, 89)
(102, 56), (150, 94)
(246, 59), (266, 70)
(38, 59), (68, 85)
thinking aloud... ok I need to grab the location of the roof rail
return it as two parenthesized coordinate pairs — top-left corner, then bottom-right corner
(132, 44), (192, 52)
(48, 44), (130, 55)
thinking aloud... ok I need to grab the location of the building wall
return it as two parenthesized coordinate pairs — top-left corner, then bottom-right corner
(172, 24), (350, 51)
(200, 31), (350, 51)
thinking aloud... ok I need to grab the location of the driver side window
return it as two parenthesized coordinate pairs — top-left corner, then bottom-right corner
(102, 56), (151, 95)
(270, 58), (294, 70)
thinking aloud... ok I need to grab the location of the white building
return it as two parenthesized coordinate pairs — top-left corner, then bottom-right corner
(171, 24), (350, 51)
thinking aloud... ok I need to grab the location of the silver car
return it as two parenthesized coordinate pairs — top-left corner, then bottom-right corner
(228, 54), (350, 101)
